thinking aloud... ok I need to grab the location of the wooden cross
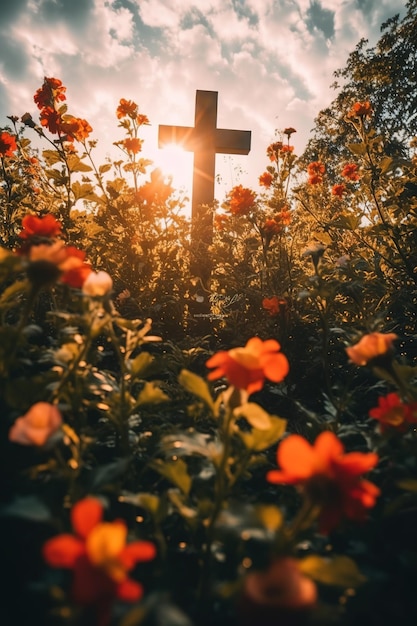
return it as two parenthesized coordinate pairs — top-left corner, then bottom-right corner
(158, 90), (251, 244)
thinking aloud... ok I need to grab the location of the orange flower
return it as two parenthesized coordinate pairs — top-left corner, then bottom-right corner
(345, 332), (398, 366)
(331, 183), (346, 197)
(280, 144), (294, 153)
(349, 101), (373, 118)
(0, 131), (17, 157)
(267, 142), (283, 162)
(19, 214), (62, 240)
(307, 161), (325, 185)
(61, 117), (93, 142)
(43, 498), (156, 624)
(341, 163), (360, 181)
(206, 337), (289, 394)
(225, 185), (257, 216)
(122, 137), (143, 154)
(267, 431), (380, 533)
(259, 172), (273, 187)
(263, 219), (282, 235)
(369, 392), (417, 433)
(34, 77), (66, 110)
(214, 213), (229, 230)
(116, 98), (138, 119)
(238, 557), (317, 626)
(9, 402), (62, 446)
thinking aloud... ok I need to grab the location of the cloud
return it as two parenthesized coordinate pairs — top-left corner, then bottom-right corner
(0, 0), (408, 196)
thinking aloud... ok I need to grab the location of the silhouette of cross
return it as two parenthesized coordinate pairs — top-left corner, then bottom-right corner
(158, 90), (251, 243)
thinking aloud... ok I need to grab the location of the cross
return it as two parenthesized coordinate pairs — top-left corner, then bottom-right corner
(158, 90), (251, 244)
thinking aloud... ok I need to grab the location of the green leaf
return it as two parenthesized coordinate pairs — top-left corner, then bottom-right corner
(0, 495), (51, 522)
(136, 381), (169, 405)
(120, 492), (161, 515)
(71, 180), (99, 202)
(178, 369), (216, 414)
(239, 415), (287, 451)
(130, 352), (154, 378)
(234, 403), (272, 430)
(298, 555), (366, 587)
(255, 504), (283, 531)
(347, 142), (367, 156)
(67, 154), (93, 173)
(396, 478), (417, 492)
(42, 149), (62, 165)
(150, 458), (191, 495)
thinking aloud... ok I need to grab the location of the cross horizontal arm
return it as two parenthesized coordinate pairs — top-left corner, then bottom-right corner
(158, 125), (195, 149)
(215, 129), (251, 155)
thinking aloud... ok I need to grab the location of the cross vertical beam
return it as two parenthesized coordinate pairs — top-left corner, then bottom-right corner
(158, 90), (251, 244)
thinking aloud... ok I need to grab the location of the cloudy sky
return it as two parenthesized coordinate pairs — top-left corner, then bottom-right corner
(0, 0), (407, 203)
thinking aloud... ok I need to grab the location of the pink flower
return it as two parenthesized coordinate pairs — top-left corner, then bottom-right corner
(9, 402), (63, 446)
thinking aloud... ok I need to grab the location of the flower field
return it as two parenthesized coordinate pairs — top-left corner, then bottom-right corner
(2, 8), (417, 624)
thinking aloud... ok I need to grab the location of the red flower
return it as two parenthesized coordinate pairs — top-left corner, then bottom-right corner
(369, 392), (417, 433)
(0, 131), (17, 157)
(331, 183), (346, 197)
(259, 172), (273, 187)
(262, 296), (287, 316)
(19, 214), (62, 240)
(341, 163), (360, 181)
(43, 498), (156, 626)
(225, 185), (257, 216)
(206, 337), (289, 394)
(116, 98), (138, 119)
(40, 107), (63, 134)
(346, 332), (398, 366)
(34, 77), (66, 110)
(348, 101), (373, 118)
(267, 431), (380, 533)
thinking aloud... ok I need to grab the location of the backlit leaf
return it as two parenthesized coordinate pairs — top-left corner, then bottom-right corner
(298, 554), (366, 587)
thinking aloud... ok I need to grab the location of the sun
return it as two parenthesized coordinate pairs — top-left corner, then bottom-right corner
(155, 142), (193, 194)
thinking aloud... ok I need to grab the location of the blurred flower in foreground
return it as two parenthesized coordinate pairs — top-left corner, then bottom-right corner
(345, 332), (398, 366)
(82, 270), (113, 297)
(43, 497), (156, 626)
(238, 557), (317, 626)
(9, 402), (62, 446)
(19, 214), (62, 241)
(267, 431), (380, 533)
(206, 337), (289, 395)
(369, 392), (417, 433)
(27, 241), (92, 289)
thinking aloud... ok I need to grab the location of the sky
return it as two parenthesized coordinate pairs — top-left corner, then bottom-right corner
(0, 0), (408, 205)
